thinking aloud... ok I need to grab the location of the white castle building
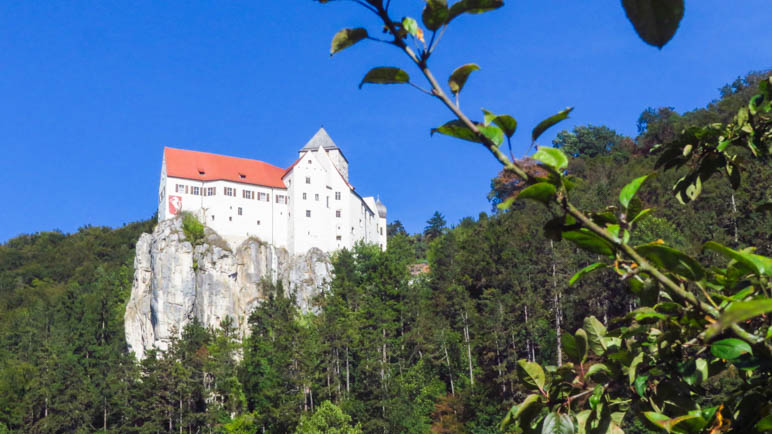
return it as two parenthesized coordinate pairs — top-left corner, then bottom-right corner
(157, 128), (387, 253)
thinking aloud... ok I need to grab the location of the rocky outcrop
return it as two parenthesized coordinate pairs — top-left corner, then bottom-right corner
(124, 218), (331, 359)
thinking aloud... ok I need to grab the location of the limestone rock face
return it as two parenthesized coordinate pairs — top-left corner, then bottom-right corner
(124, 218), (331, 359)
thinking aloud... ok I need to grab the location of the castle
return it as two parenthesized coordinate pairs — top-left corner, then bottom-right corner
(157, 128), (387, 254)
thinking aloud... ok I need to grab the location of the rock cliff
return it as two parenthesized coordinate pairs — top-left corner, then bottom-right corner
(124, 218), (331, 359)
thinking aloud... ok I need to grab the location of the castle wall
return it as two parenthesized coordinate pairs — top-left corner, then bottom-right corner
(162, 177), (289, 249)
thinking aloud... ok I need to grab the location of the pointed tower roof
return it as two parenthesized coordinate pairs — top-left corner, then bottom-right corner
(375, 197), (387, 218)
(300, 127), (340, 152)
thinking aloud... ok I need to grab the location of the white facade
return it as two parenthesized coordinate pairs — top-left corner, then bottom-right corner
(158, 128), (387, 254)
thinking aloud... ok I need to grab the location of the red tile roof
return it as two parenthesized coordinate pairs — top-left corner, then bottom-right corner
(164, 147), (287, 189)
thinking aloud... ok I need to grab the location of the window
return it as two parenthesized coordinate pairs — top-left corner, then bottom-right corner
(176, 184), (185, 193)
(306, 210), (311, 217)
(207, 187), (216, 196)
(302, 193), (307, 200)
(239, 173), (246, 179)
(257, 220), (261, 225)
(335, 191), (341, 200)
(315, 194), (319, 201)
(308, 159), (312, 164)
(229, 216), (232, 221)
(305, 177), (311, 184)
(243, 190), (253, 199)
(238, 207), (243, 216)
(212, 215), (215, 221)
(380, 227), (383, 235)
(191, 186), (200, 196)
(336, 210), (341, 218)
(198, 170), (205, 176)
(336, 235), (342, 241)
(224, 187), (235, 197)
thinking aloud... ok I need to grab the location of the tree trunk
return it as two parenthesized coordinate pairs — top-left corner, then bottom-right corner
(461, 311), (474, 386)
(443, 342), (455, 395)
(524, 305), (534, 362)
(551, 240), (562, 366)
(730, 192), (739, 245)
(345, 346), (350, 394)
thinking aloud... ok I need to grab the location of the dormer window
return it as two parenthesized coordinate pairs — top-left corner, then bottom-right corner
(198, 169), (206, 176)
(239, 173), (246, 179)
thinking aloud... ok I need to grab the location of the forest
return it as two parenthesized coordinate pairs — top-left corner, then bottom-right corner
(0, 69), (769, 433)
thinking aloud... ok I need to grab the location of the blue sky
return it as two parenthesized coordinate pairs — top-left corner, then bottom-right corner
(1, 1), (770, 242)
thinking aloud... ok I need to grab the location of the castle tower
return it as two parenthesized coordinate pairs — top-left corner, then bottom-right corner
(299, 128), (349, 182)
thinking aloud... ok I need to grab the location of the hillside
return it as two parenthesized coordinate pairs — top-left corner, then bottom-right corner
(0, 71), (770, 433)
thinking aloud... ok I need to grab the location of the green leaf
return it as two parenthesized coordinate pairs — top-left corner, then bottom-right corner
(517, 182), (557, 204)
(542, 412), (575, 434)
(533, 146), (569, 171)
(584, 316), (607, 356)
(569, 262), (607, 286)
(695, 359), (708, 385)
(635, 244), (705, 281)
(563, 229), (615, 257)
(422, 0), (449, 31)
(501, 393), (543, 430)
(359, 67), (410, 88)
(673, 174), (702, 204)
(532, 107), (574, 143)
(448, 0), (504, 22)
(678, 358), (708, 386)
(497, 196), (515, 211)
(631, 306), (668, 322)
(589, 384), (603, 410)
(704, 241), (772, 277)
(629, 352), (644, 385)
(707, 298), (772, 339)
(756, 414), (772, 431)
(448, 63), (480, 95)
(574, 329), (588, 364)
(710, 338), (753, 360)
(517, 359), (546, 391)
(431, 120), (478, 142)
(330, 28), (368, 56)
(586, 363), (611, 380)
(493, 115), (517, 138)
(402, 17), (420, 38)
(482, 109), (517, 138)
(619, 174), (650, 209)
(629, 208), (652, 225)
(644, 413), (703, 434)
(562, 333), (580, 364)
(575, 410), (591, 434)
(621, 0), (684, 49)
(517, 394), (545, 428)
(479, 124), (504, 147)
(634, 375), (648, 397)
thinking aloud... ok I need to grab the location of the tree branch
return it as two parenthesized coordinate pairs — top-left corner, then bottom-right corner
(368, 1), (763, 346)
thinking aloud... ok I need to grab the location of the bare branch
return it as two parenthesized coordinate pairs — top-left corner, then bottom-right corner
(408, 82), (433, 96)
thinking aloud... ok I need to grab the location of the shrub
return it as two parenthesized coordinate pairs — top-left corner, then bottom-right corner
(181, 212), (205, 245)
